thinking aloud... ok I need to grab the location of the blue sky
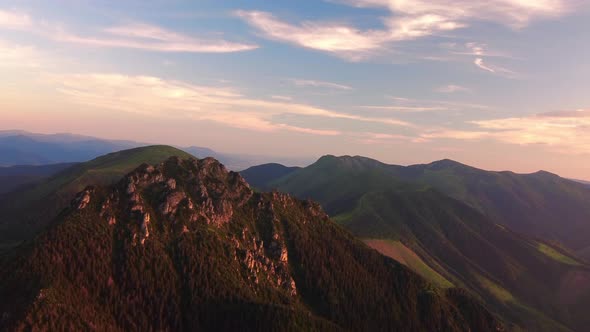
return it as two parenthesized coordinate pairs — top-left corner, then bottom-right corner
(1, 0), (589, 179)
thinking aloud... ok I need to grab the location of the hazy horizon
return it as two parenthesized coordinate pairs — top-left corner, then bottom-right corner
(1, 1), (589, 179)
(3, 128), (590, 182)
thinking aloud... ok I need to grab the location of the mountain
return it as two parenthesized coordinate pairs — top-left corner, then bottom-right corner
(0, 146), (193, 248)
(386, 159), (590, 259)
(572, 179), (590, 187)
(241, 163), (301, 190)
(257, 156), (590, 259)
(0, 156), (501, 331)
(257, 155), (590, 331)
(0, 163), (77, 194)
(0, 131), (141, 166)
(183, 146), (312, 171)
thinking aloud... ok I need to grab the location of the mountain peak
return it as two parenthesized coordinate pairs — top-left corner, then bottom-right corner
(428, 159), (467, 168)
(532, 170), (558, 177)
(98, 156), (252, 242)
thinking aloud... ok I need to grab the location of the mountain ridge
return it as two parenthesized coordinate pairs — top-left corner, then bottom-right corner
(243, 155), (590, 331)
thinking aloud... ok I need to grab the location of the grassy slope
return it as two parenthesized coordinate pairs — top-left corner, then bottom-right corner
(537, 243), (583, 266)
(364, 239), (453, 288)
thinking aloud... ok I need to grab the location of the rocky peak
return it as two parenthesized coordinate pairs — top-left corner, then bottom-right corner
(98, 157), (253, 245)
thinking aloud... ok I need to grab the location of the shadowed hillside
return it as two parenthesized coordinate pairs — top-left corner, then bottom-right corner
(0, 146), (194, 248)
(251, 155), (590, 331)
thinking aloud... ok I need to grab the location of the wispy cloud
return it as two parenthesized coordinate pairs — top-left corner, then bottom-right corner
(235, 10), (464, 60)
(46, 72), (410, 136)
(422, 108), (590, 154)
(355, 131), (425, 144)
(336, 0), (571, 28)
(361, 96), (491, 113)
(435, 84), (470, 93)
(0, 9), (31, 29)
(474, 58), (519, 78)
(361, 105), (448, 112)
(237, 0), (574, 60)
(52, 23), (258, 53)
(0, 39), (42, 68)
(235, 10), (388, 60)
(271, 95), (293, 101)
(0, 10), (257, 53)
(290, 78), (353, 90)
(474, 58), (495, 73)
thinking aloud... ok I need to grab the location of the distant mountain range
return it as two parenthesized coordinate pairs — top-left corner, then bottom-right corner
(0, 150), (500, 331)
(0, 131), (140, 166)
(0, 130), (313, 171)
(242, 156), (590, 331)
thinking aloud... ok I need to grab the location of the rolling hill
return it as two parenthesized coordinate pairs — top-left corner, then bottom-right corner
(0, 156), (501, 331)
(0, 146), (194, 248)
(240, 163), (301, 190)
(244, 155), (590, 331)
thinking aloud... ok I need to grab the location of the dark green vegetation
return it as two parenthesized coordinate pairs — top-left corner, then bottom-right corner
(0, 156), (501, 331)
(386, 159), (590, 260)
(245, 155), (590, 331)
(0, 163), (77, 194)
(246, 156), (590, 259)
(0, 146), (193, 248)
(241, 163), (301, 190)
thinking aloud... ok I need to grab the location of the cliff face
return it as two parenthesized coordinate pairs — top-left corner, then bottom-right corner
(0, 157), (502, 331)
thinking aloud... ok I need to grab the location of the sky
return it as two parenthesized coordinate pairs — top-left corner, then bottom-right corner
(1, 0), (590, 179)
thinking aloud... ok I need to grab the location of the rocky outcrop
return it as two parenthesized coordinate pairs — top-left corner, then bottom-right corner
(72, 187), (94, 210)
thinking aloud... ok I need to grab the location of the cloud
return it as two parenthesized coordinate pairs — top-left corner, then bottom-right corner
(52, 23), (258, 53)
(361, 96), (491, 113)
(422, 108), (590, 154)
(0, 9), (31, 29)
(46, 72), (410, 136)
(236, 0), (573, 59)
(235, 10), (466, 60)
(271, 95), (293, 101)
(290, 79), (353, 90)
(435, 84), (470, 93)
(474, 58), (519, 78)
(235, 10), (388, 60)
(474, 58), (495, 73)
(538, 109), (590, 118)
(0, 39), (42, 68)
(337, 0), (571, 28)
(355, 132), (424, 144)
(361, 105), (448, 112)
(0, 10), (257, 53)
